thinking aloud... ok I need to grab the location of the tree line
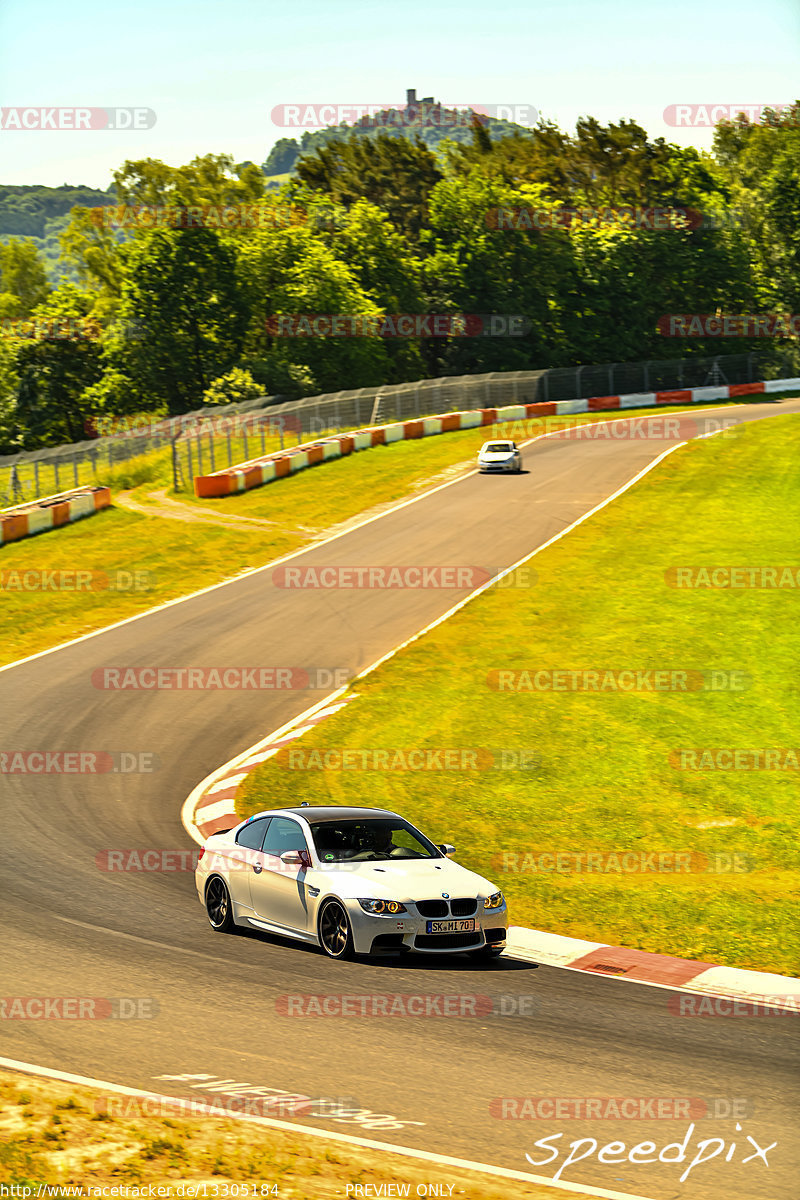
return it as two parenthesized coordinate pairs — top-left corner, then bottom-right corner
(0, 104), (797, 451)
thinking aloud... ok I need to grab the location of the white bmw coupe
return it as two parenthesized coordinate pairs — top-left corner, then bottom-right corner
(196, 805), (507, 960)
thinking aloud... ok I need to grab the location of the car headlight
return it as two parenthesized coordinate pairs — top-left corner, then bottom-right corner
(484, 891), (504, 909)
(357, 898), (408, 915)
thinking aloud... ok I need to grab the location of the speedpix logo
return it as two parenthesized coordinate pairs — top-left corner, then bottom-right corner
(0, 107), (156, 130)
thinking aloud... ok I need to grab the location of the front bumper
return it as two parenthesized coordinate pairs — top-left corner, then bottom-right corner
(479, 459), (519, 473)
(344, 898), (508, 956)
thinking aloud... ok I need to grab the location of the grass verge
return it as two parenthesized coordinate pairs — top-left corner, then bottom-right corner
(0, 1069), (598, 1200)
(238, 414), (800, 975)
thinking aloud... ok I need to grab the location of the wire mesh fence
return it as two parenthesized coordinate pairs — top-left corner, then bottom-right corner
(0, 349), (791, 506)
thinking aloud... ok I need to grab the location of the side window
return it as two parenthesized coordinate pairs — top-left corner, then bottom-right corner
(262, 817), (308, 858)
(236, 817), (270, 851)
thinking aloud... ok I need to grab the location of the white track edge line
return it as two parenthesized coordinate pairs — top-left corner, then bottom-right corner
(0, 1056), (655, 1200)
(0, 400), (761, 675)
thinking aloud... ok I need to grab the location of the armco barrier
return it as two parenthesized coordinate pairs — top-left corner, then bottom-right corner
(193, 379), (800, 499)
(0, 485), (111, 545)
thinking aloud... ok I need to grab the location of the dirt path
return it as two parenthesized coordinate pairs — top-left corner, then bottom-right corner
(115, 488), (280, 531)
(115, 458), (476, 542)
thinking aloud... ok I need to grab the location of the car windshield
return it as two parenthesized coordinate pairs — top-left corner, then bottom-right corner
(484, 443), (513, 453)
(309, 819), (440, 862)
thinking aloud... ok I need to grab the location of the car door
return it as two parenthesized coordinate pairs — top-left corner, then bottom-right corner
(248, 815), (312, 934)
(220, 816), (271, 909)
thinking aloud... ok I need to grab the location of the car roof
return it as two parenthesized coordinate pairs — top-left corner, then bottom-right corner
(482, 439), (514, 446)
(246, 805), (402, 825)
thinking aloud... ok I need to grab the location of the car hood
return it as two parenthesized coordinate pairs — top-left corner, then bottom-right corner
(310, 856), (497, 900)
(479, 450), (515, 460)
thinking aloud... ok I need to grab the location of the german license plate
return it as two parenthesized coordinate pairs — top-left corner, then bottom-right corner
(426, 919), (476, 933)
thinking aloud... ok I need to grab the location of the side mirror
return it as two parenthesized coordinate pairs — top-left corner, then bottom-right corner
(280, 849), (311, 868)
(438, 843), (456, 857)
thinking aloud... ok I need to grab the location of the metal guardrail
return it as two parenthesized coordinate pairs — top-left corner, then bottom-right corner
(0, 349), (792, 504)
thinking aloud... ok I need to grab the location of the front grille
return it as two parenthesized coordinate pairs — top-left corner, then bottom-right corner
(450, 898), (477, 917)
(414, 932), (483, 950)
(416, 900), (449, 918)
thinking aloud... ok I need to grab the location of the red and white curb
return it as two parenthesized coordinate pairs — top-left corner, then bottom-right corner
(0, 484), (111, 545)
(185, 694), (360, 839)
(504, 928), (799, 1011)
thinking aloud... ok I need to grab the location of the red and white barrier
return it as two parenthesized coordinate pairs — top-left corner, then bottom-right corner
(0, 486), (111, 546)
(193, 378), (800, 499)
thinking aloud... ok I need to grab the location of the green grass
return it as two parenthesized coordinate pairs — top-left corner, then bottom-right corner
(239, 413), (800, 974)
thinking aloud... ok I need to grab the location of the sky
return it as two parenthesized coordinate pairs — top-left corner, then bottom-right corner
(0, 0), (798, 189)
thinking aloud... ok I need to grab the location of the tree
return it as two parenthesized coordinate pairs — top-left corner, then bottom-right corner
(110, 227), (250, 413)
(713, 104), (800, 314)
(263, 139), (301, 175)
(294, 133), (443, 239)
(13, 285), (103, 447)
(112, 153), (266, 209)
(202, 367), (262, 406)
(0, 238), (50, 318)
(237, 226), (389, 393)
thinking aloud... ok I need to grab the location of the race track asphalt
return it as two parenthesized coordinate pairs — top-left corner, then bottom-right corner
(2, 400), (798, 1199)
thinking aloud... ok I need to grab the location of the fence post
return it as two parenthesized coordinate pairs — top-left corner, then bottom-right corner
(73, 456), (79, 488)
(209, 430), (216, 473)
(171, 437), (180, 492)
(260, 419), (266, 456)
(55, 460), (60, 492)
(227, 427), (232, 466)
(34, 460), (40, 497)
(243, 424), (249, 461)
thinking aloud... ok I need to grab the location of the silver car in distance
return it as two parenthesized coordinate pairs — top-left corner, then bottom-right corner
(196, 805), (508, 960)
(478, 439), (523, 473)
